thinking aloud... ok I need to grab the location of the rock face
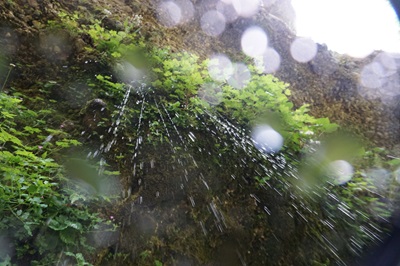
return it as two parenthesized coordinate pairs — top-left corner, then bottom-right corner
(81, 98), (109, 132)
(217, 3), (400, 147)
(270, 32), (400, 147)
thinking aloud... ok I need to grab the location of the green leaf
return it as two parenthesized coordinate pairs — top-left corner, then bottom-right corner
(27, 185), (37, 194)
(0, 129), (23, 146)
(1, 111), (16, 119)
(24, 223), (33, 236)
(15, 150), (37, 160)
(70, 193), (86, 204)
(24, 126), (41, 134)
(60, 229), (77, 245)
(48, 218), (69, 231)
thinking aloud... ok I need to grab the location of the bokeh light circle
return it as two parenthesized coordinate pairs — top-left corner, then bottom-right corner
(290, 37), (318, 63)
(201, 10), (226, 37)
(328, 160), (354, 185)
(227, 63), (251, 89)
(157, 1), (182, 27)
(207, 54), (234, 82)
(241, 26), (268, 58)
(252, 125), (284, 153)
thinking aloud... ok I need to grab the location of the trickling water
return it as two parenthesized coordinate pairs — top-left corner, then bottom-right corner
(77, 82), (391, 266)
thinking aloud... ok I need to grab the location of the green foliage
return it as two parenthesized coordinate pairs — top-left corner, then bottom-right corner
(151, 51), (209, 101)
(154, 259), (163, 266)
(147, 48), (337, 152)
(95, 74), (126, 99)
(0, 93), (110, 264)
(219, 70), (338, 151)
(85, 23), (130, 59)
(47, 7), (338, 154)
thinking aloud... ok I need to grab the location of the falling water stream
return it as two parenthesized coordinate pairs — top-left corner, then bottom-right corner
(79, 84), (389, 266)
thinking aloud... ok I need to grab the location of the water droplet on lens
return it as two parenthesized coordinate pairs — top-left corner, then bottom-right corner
(252, 125), (283, 153)
(368, 168), (390, 192)
(394, 168), (400, 184)
(207, 54), (233, 82)
(227, 63), (251, 89)
(198, 82), (223, 105)
(176, 0), (194, 23)
(216, 1), (239, 22)
(157, 1), (182, 27)
(290, 37), (317, 63)
(360, 62), (384, 89)
(201, 10), (226, 36)
(328, 160), (353, 185)
(257, 48), (281, 73)
(232, 0), (261, 17)
(241, 26), (268, 58)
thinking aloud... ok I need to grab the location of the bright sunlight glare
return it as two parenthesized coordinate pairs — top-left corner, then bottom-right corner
(292, 0), (400, 57)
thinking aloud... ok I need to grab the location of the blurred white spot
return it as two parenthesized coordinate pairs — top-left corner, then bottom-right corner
(328, 160), (353, 185)
(394, 167), (400, 184)
(157, 1), (182, 27)
(241, 26), (268, 58)
(103, 9), (112, 15)
(216, 1), (239, 22)
(262, 0), (277, 7)
(198, 83), (223, 105)
(255, 48), (281, 73)
(360, 62), (384, 89)
(375, 52), (398, 73)
(39, 32), (72, 61)
(359, 52), (400, 102)
(252, 125), (283, 153)
(360, 52), (398, 88)
(98, 175), (122, 197)
(227, 62), (251, 89)
(290, 37), (317, 63)
(178, 0), (195, 23)
(201, 10), (226, 36)
(114, 61), (147, 85)
(0, 236), (12, 260)
(368, 168), (390, 192)
(232, 0), (261, 17)
(207, 54), (233, 82)
(91, 223), (119, 248)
